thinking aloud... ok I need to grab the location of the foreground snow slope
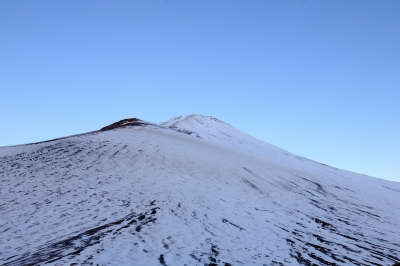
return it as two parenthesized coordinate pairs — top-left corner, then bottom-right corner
(0, 115), (399, 266)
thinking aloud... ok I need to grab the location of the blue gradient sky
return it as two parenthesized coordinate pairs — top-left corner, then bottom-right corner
(1, 1), (399, 182)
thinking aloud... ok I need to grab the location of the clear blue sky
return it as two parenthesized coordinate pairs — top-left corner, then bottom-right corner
(1, 0), (399, 182)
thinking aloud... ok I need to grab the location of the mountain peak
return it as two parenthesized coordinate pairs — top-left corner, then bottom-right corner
(160, 114), (283, 156)
(160, 114), (244, 142)
(1, 114), (399, 265)
(160, 114), (231, 128)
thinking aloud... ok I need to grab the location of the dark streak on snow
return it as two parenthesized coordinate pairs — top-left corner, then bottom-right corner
(242, 178), (263, 194)
(222, 218), (245, 231)
(285, 222), (400, 266)
(3, 204), (159, 266)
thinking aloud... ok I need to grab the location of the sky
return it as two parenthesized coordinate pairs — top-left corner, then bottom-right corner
(1, 0), (399, 182)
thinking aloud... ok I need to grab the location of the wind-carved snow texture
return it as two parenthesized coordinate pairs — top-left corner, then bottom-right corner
(0, 114), (399, 266)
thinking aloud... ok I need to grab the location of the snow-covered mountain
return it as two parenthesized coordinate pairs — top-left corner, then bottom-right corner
(1, 114), (399, 266)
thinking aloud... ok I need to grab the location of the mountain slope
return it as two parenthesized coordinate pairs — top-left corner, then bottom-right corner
(0, 115), (399, 266)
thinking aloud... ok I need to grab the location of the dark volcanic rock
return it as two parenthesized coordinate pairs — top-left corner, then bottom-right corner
(100, 118), (143, 131)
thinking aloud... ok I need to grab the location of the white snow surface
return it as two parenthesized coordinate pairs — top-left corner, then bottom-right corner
(1, 114), (399, 266)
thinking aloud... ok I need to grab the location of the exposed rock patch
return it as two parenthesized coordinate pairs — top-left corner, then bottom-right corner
(100, 118), (143, 131)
